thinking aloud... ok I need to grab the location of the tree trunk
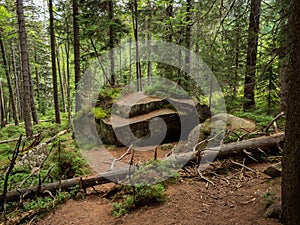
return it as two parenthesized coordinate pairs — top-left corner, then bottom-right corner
(29, 71), (38, 124)
(233, 2), (241, 98)
(0, 80), (5, 127)
(147, 1), (152, 84)
(11, 45), (22, 120)
(185, 0), (192, 74)
(16, 0), (33, 138)
(49, 0), (61, 124)
(56, 45), (66, 113)
(243, 0), (261, 110)
(0, 34), (18, 125)
(132, 0), (142, 91)
(64, 13), (72, 129)
(73, 0), (81, 111)
(108, 0), (115, 85)
(129, 37), (132, 84)
(278, 1), (289, 113)
(281, 0), (300, 223)
(34, 51), (41, 111)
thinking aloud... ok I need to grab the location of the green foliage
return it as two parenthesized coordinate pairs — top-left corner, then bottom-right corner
(23, 196), (53, 211)
(262, 192), (277, 206)
(144, 81), (188, 99)
(112, 159), (179, 217)
(47, 141), (91, 180)
(112, 183), (166, 217)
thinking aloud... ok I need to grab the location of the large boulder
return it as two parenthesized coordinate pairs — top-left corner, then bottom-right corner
(186, 113), (256, 151)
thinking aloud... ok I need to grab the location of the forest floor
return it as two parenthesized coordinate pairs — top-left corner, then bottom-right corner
(31, 145), (282, 225)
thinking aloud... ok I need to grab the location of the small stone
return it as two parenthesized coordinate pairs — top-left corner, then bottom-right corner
(263, 203), (282, 219)
(263, 163), (282, 178)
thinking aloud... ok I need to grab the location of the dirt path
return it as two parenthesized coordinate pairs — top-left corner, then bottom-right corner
(33, 160), (282, 225)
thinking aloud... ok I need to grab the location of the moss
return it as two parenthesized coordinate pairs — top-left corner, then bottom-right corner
(94, 107), (108, 119)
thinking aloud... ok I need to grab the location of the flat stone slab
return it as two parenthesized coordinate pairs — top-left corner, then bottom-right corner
(96, 109), (182, 146)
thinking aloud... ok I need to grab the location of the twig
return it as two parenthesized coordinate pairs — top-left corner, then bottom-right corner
(196, 168), (215, 187)
(111, 145), (133, 170)
(265, 112), (285, 133)
(193, 139), (208, 152)
(229, 158), (256, 173)
(165, 144), (176, 157)
(243, 149), (258, 162)
(240, 197), (256, 205)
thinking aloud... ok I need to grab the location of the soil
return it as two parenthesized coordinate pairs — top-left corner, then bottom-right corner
(32, 145), (282, 225)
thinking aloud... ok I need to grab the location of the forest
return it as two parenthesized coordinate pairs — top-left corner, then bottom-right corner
(0, 0), (299, 224)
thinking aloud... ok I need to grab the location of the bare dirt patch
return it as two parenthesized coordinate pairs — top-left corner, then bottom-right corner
(32, 145), (282, 225)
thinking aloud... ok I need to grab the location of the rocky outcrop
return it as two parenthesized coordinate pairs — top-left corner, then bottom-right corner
(96, 92), (209, 146)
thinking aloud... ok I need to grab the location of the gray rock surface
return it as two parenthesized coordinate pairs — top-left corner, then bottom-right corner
(263, 162), (282, 178)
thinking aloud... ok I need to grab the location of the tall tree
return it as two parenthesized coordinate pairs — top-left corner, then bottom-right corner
(0, 79), (5, 127)
(278, 0), (289, 113)
(281, 0), (300, 223)
(73, 0), (81, 111)
(16, 0), (33, 137)
(131, 0), (142, 91)
(0, 34), (18, 125)
(108, 0), (115, 85)
(243, 0), (261, 110)
(49, 0), (61, 124)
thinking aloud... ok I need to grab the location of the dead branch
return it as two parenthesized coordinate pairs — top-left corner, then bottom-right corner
(111, 144), (133, 170)
(228, 158), (256, 173)
(44, 130), (68, 144)
(265, 112), (285, 133)
(196, 168), (215, 186)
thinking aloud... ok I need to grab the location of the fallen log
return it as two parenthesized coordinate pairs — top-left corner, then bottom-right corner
(0, 130), (67, 145)
(0, 132), (284, 203)
(171, 132), (285, 165)
(0, 166), (131, 203)
(0, 134), (40, 145)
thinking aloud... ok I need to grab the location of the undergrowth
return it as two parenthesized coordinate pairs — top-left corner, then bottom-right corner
(112, 159), (179, 217)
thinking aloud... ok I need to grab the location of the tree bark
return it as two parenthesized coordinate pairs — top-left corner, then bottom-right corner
(243, 0), (261, 110)
(281, 0), (300, 223)
(16, 0), (33, 138)
(49, 0), (61, 124)
(64, 13), (72, 129)
(0, 133), (284, 203)
(11, 45), (22, 120)
(278, 1), (289, 113)
(185, 0), (192, 75)
(233, 2), (241, 98)
(108, 0), (115, 85)
(0, 80), (5, 128)
(0, 34), (18, 125)
(132, 0), (142, 91)
(73, 0), (81, 111)
(56, 44), (66, 113)
(34, 51), (41, 111)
